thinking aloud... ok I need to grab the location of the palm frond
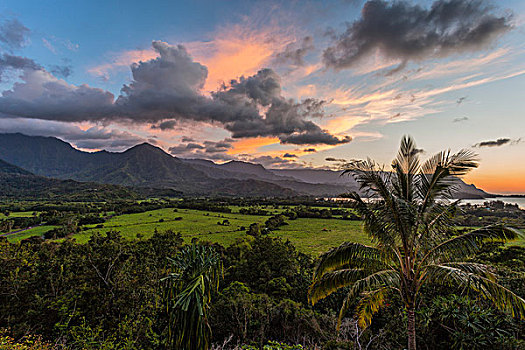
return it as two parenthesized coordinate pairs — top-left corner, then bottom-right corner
(313, 242), (384, 280)
(353, 287), (389, 330)
(342, 159), (392, 201)
(308, 268), (366, 305)
(425, 264), (525, 319)
(423, 262), (496, 283)
(329, 270), (399, 330)
(418, 149), (478, 210)
(345, 192), (398, 249)
(347, 270), (400, 299)
(391, 135), (420, 202)
(415, 201), (459, 254)
(421, 224), (521, 264)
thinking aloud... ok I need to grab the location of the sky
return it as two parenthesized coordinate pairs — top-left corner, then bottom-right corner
(0, 0), (524, 194)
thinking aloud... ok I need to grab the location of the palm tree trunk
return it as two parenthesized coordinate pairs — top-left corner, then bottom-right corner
(407, 305), (416, 350)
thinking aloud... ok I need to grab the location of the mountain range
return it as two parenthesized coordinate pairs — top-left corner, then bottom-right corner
(0, 133), (492, 199)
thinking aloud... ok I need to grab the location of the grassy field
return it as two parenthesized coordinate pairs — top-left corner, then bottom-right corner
(0, 211), (39, 219)
(69, 208), (369, 255)
(4, 207), (524, 255)
(5, 225), (57, 243)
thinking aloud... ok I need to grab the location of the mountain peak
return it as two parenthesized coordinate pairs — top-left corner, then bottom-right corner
(123, 142), (171, 156)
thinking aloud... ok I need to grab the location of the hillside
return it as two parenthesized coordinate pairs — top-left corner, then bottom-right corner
(0, 159), (141, 200)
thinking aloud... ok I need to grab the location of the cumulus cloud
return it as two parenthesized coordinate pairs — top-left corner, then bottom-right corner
(282, 153), (297, 158)
(473, 137), (520, 147)
(273, 36), (314, 66)
(323, 0), (512, 70)
(0, 18), (30, 50)
(0, 54), (42, 81)
(0, 68), (115, 121)
(0, 41), (348, 146)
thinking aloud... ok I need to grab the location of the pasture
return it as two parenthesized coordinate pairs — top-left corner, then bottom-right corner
(4, 207), (524, 255)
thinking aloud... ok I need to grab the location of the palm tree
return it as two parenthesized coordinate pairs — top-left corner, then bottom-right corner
(308, 136), (525, 350)
(162, 244), (223, 350)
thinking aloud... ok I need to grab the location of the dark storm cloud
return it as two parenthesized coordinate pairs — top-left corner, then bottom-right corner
(0, 18), (30, 50)
(211, 69), (344, 145)
(303, 148), (316, 152)
(280, 132), (351, 145)
(0, 54), (42, 81)
(0, 41), (348, 146)
(273, 36), (314, 66)
(181, 137), (194, 142)
(323, 0), (512, 70)
(283, 153), (297, 158)
(473, 138), (520, 147)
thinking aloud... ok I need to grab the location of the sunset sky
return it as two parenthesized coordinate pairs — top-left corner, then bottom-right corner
(0, 0), (524, 194)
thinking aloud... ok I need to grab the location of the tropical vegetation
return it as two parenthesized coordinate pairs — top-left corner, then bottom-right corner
(308, 136), (525, 350)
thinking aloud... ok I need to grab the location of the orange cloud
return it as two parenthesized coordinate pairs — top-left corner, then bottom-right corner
(227, 136), (280, 155)
(188, 23), (295, 92)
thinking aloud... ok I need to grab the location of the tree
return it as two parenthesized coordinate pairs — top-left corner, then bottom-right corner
(162, 244), (223, 350)
(308, 136), (525, 350)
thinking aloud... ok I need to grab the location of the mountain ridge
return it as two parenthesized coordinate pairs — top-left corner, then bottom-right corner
(0, 133), (492, 198)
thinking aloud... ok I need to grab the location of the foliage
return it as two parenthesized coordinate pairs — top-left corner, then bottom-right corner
(418, 295), (524, 349)
(455, 202), (525, 229)
(162, 244), (223, 349)
(0, 330), (54, 350)
(309, 136), (525, 350)
(265, 215), (288, 231)
(240, 341), (304, 349)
